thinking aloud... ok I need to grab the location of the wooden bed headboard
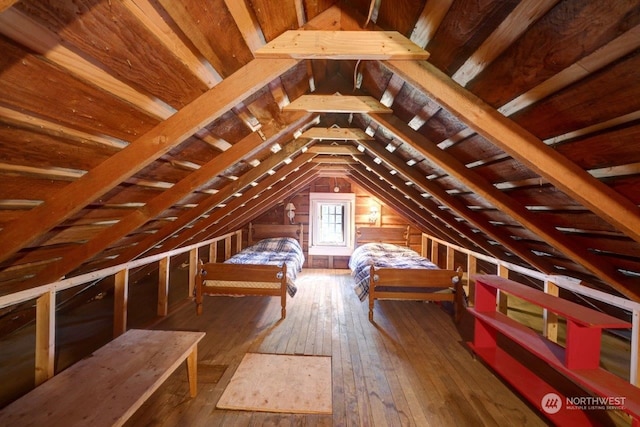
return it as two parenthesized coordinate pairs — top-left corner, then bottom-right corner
(248, 222), (304, 247)
(355, 226), (410, 247)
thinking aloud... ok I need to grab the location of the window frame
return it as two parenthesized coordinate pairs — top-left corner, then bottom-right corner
(308, 192), (356, 256)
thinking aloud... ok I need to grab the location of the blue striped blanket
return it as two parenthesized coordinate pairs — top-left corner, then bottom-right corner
(349, 242), (438, 301)
(225, 237), (304, 297)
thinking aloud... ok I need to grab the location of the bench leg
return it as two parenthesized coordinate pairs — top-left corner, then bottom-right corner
(186, 346), (198, 397)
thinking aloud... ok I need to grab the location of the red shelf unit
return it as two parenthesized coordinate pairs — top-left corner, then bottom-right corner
(468, 274), (639, 426)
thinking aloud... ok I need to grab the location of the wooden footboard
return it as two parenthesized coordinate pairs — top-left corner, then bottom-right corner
(368, 266), (463, 322)
(195, 262), (288, 319)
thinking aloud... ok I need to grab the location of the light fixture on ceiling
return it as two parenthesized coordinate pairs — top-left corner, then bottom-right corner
(285, 202), (296, 224)
(334, 177), (340, 192)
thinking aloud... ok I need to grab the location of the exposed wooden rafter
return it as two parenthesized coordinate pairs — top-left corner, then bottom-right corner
(357, 142), (555, 273)
(284, 95), (392, 113)
(383, 59), (640, 246)
(312, 156), (357, 164)
(255, 30), (429, 60)
(113, 135), (318, 265)
(155, 158), (320, 255)
(349, 166), (478, 251)
(367, 113), (639, 299)
(300, 127), (374, 141)
(19, 124), (303, 288)
(206, 165), (321, 239)
(348, 170), (451, 243)
(351, 157), (506, 261)
(0, 57), (301, 264)
(0, 1), (638, 304)
(306, 144), (362, 155)
(0, 0), (18, 14)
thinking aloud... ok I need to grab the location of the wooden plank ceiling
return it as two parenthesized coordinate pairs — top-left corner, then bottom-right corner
(0, 0), (638, 301)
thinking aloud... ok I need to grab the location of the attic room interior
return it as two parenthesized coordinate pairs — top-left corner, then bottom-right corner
(0, 0), (639, 425)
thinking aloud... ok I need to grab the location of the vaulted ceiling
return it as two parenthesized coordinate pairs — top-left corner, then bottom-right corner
(0, 0), (639, 301)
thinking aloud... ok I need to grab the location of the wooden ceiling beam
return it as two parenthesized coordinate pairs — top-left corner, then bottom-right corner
(150, 160), (320, 254)
(255, 30), (429, 60)
(204, 166), (320, 240)
(313, 164), (351, 177)
(0, 9), (176, 120)
(0, 57), (302, 265)
(284, 95), (392, 113)
(155, 0), (227, 81)
(368, 113), (638, 299)
(0, 1), (21, 14)
(348, 168), (461, 245)
(113, 137), (317, 263)
(306, 144), (362, 155)
(301, 127), (374, 141)
(409, 0), (454, 48)
(451, 0), (559, 87)
(358, 141), (556, 273)
(20, 126), (292, 288)
(127, 0), (222, 87)
(352, 157), (509, 260)
(384, 59), (640, 247)
(214, 168), (320, 236)
(311, 156), (357, 164)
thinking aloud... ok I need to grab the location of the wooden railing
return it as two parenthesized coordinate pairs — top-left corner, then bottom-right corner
(422, 233), (640, 386)
(0, 230), (242, 386)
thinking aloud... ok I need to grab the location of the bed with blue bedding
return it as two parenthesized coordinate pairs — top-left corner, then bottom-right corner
(195, 224), (304, 319)
(349, 227), (463, 322)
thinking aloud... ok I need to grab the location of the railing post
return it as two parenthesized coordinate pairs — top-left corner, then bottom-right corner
(446, 246), (455, 270)
(431, 240), (439, 267)
(497, 264), (509, 314)
(235, 230), (242, 253)
(225, 236), (232, 260)
(209, 241), (218, 263)
(35, 289), (55, 385)
(113, 269), (129, 338)
(188, 249), (198, 299)
(158, 256), (170, 317)
(421, 234), (428, 258)
(467, 254), (477, 306)
(543, 280), (559, 343)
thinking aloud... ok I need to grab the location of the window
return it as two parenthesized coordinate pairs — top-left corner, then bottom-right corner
(319, 203), (345, 244)
(309, 192), (355, 256)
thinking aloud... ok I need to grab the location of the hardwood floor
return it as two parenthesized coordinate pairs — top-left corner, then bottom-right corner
(125, 269), (547, 426)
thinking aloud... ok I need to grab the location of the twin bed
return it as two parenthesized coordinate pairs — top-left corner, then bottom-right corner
(194, 223), (304, 319)
(195, 223), (462, 323)
(350, 226), (464, 322)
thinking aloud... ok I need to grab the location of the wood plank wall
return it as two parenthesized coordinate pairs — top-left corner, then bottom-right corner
(248, 177), (422, 268)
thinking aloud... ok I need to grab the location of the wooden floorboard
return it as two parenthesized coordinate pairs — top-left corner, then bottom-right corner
(124, 268), (548, 426)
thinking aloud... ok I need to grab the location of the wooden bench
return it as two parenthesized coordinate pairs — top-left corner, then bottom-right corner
(468, 275), (640, 426)
(0, 329), (205, 427)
